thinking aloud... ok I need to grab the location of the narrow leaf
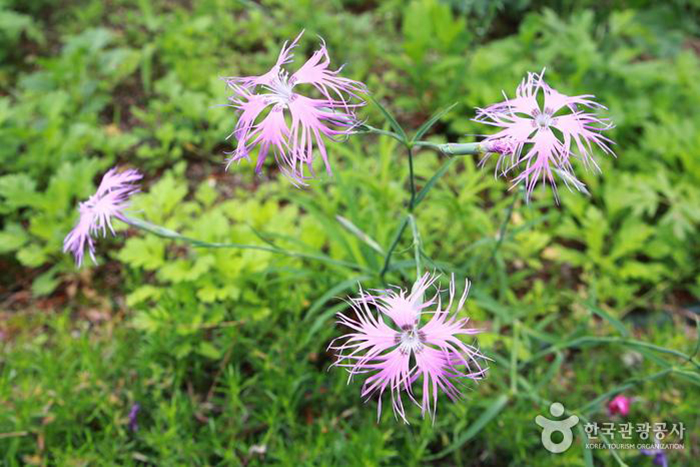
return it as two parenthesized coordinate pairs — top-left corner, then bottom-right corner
(380, 215), (410, 277)
(304, 275), (371, 322)
(414, 158), (456, 207)
(578, 424), (594, 467)
(577, 368), (673, 414)
(426, 394), (509, 460)
(412, 102), (458, 142)
(336, 216), (385, 255)
(586, 300), (629, 337)
(306, 301), (351, 343)
(368, 95), (407, 142)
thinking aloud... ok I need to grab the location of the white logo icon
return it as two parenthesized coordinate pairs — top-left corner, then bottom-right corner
(535, 402), (579, 453)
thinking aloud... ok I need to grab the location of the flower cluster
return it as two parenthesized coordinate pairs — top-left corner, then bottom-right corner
(223, 31), (366, 185)
(63, 167), (141, 266)
(475, 69), (614, 199)
(60, 33), (622, 425)
(330, 273), (488, 423)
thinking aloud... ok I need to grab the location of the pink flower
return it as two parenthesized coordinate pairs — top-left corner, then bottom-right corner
(475, 70), (614, 200)
(607, 394), (631, 416)
(224, 31), (366, 185)
(63, 167), (141, 266)
(330, 273), (488, 423)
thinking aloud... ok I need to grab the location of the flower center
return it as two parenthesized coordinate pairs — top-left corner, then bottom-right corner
(264, 71), (296, 108)
(396, 324), (425, 355)
(532, 108), (554, 130)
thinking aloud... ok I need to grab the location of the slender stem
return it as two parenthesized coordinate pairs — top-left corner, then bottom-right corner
(379, 142), (419, 279)
(520, 335), (700, 371)
(510, 320), (519, 395)
(477, 191), (519, 282)
(411, 141), (443, 151)
(356, 124), (485, 157)
(364, 125), (482, 281)
(407, 145), (417, 211)
(353, 123), (405, 144)
(124, 216), (368, 272)
(413, 141), (484, 156)
(355, 125), (485, 157)
(408, 214), (422, 279)
(380, 215), (409, 279)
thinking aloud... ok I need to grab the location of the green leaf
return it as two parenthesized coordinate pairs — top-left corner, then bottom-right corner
(127, 285), (164, 307)
(17, 244), (47, 267)
(426, 394), (509, 460)
(585, 300), (629, 337)
(0, 223), (29, 253)
(412, 102), (458, 142)
(0, 174), (39, 212)
(577, 368), (673, 414)
(380, 215), (410, 277)
(578, 424), (594, 467)
(368, 95), (407, 143)
(413, 158), (455, 207)
(158, 255), (215, 283)
(197, 284), (241, 303)
(304, 275), (371, 322)
(197, 342), (222, 360)
(117, 236), (166, 270)
(335, 215), (384, 255)
(305, 302), (350, 343)
(174, 342), (193, 359)
(32, 268), (60, 296)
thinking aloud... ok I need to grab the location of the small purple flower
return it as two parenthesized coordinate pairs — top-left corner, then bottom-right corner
(607, 394), (631, 416)
(224, 31), (366, 185)
(128, 403), (140, 432)
(330, 273), (488, 423)
(641, 443), (668, 467)
(63, 167), (141, 266)
(475, 69), (614, 200)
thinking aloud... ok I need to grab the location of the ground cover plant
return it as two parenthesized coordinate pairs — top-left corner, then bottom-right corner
(1, 0), (699, 465)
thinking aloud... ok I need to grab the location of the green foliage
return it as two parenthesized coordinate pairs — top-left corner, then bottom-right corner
(0, 24), (142, 293)
(1, 0), (699, 465)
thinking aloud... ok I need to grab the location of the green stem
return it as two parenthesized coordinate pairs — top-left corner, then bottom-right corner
(355, 125), (485, 157)
(353, 123), (405, 144)
(379, 142), (419, 280)
(124, 216), (368, 272)
(413, 141), (484, 156)
(361, 123), (484, 281)
(380, 215), (409, 279)
(407, 145), (417, 211)
(408, 214), (422, 279)
(520, 335), (700, 370)
(510, 320), (519, 395)
(477, 191), (519, 283)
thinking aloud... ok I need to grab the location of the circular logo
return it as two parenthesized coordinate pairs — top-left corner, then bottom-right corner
(535, 402), (580, 453)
